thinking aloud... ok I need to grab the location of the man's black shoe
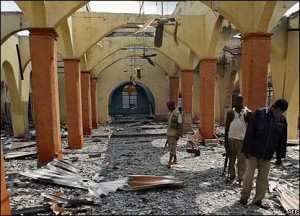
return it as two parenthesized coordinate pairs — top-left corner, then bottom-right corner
(240, 197), (248, 205)
(253, 201), (270, 209)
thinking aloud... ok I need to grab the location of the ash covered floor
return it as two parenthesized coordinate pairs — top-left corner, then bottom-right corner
(3, 116), (299, 215)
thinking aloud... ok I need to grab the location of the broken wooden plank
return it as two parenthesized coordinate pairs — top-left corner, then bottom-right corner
(42, 191), (95, 207)
(4, 151), (36, 159)
(10, 141), (36, 150)
(88, 153), (102, 158)
(11, 204), (52, 215)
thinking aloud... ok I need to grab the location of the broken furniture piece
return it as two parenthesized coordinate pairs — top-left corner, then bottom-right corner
(186, 128), (202, 156)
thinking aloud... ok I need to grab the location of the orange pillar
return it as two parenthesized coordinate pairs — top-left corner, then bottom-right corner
(81, 71), (92, 135)
(63, 59), (84, 149)
(169, 76), (179, 106)
(181, 69), (193, 128)
(29, 28), (62, 167)
(199, 59), (217, 139)
(1, 146), (11, 215)
(91, 78), (98, 129)
(241, 33), (272, 111)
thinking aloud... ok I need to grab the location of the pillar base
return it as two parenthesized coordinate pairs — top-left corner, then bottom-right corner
(68, 134), (84, 149)
(83, 128), (92, 135)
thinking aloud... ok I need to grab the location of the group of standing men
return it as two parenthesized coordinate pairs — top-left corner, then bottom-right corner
(225, 96), (288, 209)
(166, 95), (289, 209)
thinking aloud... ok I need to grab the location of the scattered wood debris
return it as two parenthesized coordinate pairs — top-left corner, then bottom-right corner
(5, 151), (36, 159)
(276, 184), (299, 212)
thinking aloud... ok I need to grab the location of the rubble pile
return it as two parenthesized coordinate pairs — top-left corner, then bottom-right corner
(2, 117), (299, 215)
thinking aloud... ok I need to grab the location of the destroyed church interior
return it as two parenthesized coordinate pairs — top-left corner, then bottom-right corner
(1, 1), (299, 215)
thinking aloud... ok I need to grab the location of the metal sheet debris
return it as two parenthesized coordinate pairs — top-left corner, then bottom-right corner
(20, 159), (128, 198)
(20, 158), (94, 190)
(276, 184), (299, 212)
(125, 175), (184, 191)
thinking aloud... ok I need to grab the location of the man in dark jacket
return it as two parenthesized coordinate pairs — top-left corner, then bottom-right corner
(240, 99), (288, 209)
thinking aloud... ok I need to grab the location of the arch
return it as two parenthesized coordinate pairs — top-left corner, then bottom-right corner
(108, 81), (155, 116)
(85, 35), (190, 71)
(2, 61), (27, 137)
(200, 1), (296, 34)
(93, 53), (169, 77)
(1, 12), (30, 45)
(1, 28), (29, 45)
(15, 1), (88, 28)
(72, 13), (179, 58)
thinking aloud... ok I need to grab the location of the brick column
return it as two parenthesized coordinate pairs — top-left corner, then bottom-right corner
(81, 71), (92, 135)
(63, 59), (84, 149)
(29, 28), (62, 167)
(199, 59), (217, 139)
(169, 76), (179, 106)
(91, 78), (98, 129)
(181, 69), (193, 130)
(1, 145), (11, 215)
(241, 33), (272, 111)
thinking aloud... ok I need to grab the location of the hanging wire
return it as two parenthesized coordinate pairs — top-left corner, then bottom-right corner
(138, 1), (144, 16)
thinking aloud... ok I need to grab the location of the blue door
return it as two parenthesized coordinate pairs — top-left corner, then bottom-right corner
(109, 82), (155, 116)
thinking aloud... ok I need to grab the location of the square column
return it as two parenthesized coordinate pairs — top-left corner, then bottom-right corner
(81, 71), (92, 135)
(63, 59), (84, 149)
(169, 76), (179, 106)
(1, 146), (11, 215)
(241, 33), (272, 111)
(181, 69), (193, 130)
(199, 59), (217, 139)
(29, 28), (62, 167)
(91, 78), (98, 129)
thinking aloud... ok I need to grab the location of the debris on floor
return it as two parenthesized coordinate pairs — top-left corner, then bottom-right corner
(5, 151), (36, 159)
(276, 184), (299, 212)
(125, 175), (184, 191)
(3, 117), (299, 215)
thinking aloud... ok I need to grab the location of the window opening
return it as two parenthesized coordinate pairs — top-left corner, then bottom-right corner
(122, 85), (137, 109)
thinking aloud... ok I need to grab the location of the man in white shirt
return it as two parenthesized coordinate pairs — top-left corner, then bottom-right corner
(224, 95), (252, 184)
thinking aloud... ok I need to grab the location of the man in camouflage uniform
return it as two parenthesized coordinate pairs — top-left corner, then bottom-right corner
(166, 100), (183, 168)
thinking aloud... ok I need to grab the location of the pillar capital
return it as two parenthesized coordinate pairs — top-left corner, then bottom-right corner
(242, 33), (273, 41)
(63, 58), (80, 62)
(169, 76), (179, 79)
(28, 27), (58, 40)
(81, 71), (90, 74)
(199, 58), (217, 64)
(91, 77), (98, 80)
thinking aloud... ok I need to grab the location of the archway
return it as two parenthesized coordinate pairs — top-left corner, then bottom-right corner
(108, 81), (155, 116)
(2, 61), (27, 137)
